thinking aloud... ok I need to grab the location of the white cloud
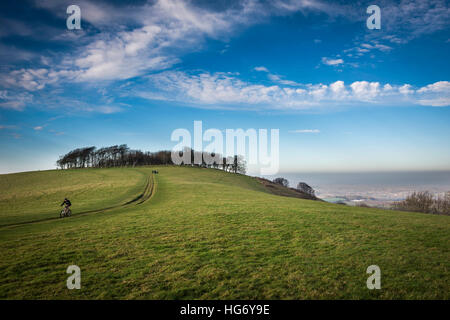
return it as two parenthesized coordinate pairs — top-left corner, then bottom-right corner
(417, 81), (450, 93)
(267, 74), (301, 86)
(417, 98), (450, 107)
(343, 41), (394, 61)
(20, 0), (450, 84)
(321, 57), (344, 66)
(74, 26), (177, 81)
(360, 43), (392, 52)
(333, 1), (449, 63)
(254, 66), (300, 86)
(374, 44), (393, 52)
(350, 81), (380, 100)
(254, 66), (269, 72)
(6, 0), (255, 85)
(415, 81), (450, 106)
(1, 68), (80, 92)
(329, 80), (348, 99)
(143, 71), (450, 109)
(30, 0), (309, 83)
(383, 84), (394, 92)
(9, 0), (361, 88)
(309, 84), (328, 100)
(143, 72), (450, 108)
(381, 0), (450, 40)
(399, 84), (414, 95)
(146, 71), (282, 105)
(2, 0), (449, 114)
(0, 90), (32, 111)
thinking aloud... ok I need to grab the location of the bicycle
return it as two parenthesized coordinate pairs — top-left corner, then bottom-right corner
(60, 206), (72, 218)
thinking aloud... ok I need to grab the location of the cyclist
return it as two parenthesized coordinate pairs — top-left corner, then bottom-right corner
(60, 198), (72, 214)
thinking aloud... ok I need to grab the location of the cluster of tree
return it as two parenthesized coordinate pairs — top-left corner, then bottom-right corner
(173, 147), (246, 174)
(56, 145), (246, 174)
(296, 182), (315, 197)
(272, 178), (316, 197)
(393, 191), (450, 215)
(273, 177), (289, 187)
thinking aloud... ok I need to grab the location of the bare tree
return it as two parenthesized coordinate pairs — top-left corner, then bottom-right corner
(393, 191), (450, 215)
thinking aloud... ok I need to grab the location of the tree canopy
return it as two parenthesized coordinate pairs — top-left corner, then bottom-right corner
(56, 145), (246, 174)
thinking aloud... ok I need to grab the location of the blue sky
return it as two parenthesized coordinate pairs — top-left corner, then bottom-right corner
(0, 0), (449, 174)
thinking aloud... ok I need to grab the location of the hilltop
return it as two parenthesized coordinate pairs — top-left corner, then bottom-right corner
(0, 166), (449, 299)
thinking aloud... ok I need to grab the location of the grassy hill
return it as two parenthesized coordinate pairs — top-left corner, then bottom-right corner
(0, 168), (148, 227)
(0, 166), (448, 299)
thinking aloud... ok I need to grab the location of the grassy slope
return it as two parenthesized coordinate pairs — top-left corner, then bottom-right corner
(0, 166), (449, 299)
(0, 168), (147, 226)
(256, 177), (318, 200)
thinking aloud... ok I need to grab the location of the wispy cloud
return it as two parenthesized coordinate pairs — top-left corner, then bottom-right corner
(344, 41), (393, 59)
(254, 66), (301, 86)
(290, 129), (320, 133)
(143, 71), (450, 109)
(0, 125), (18, 130)
(84, 105), (125, 114)
(337, 0), (449, 63)
(0, 0), (362, 91)
(381, 0), (450, 41)
(254, 66), (269, 72)
(1, 0), (448, 114)
(0, 90), (32, 110)
(321, 57), (344, 66)
(417, 98), (450, 107)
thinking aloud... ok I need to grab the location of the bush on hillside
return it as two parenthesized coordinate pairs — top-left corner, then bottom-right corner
(297, 182), (315, 197)
(273, 177), (289, 187)
(393, 191), (450, 215)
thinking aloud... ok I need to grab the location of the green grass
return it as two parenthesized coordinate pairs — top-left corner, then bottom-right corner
(0, 168), (147, 226)
(0, 166), (449, 299)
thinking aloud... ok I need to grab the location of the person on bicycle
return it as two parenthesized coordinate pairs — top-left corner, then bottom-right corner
(61, 198), (72, 213)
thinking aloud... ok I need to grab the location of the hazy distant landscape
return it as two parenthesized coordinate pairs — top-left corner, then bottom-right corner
(263, 171), (450, 207)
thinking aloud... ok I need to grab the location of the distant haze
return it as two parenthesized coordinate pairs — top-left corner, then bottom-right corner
(262, 171), (450, 202)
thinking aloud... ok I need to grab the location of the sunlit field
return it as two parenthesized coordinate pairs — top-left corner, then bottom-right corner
(0, 166), (449, 299)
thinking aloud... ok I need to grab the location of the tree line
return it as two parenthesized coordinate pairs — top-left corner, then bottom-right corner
(56, 145), (246, 174)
